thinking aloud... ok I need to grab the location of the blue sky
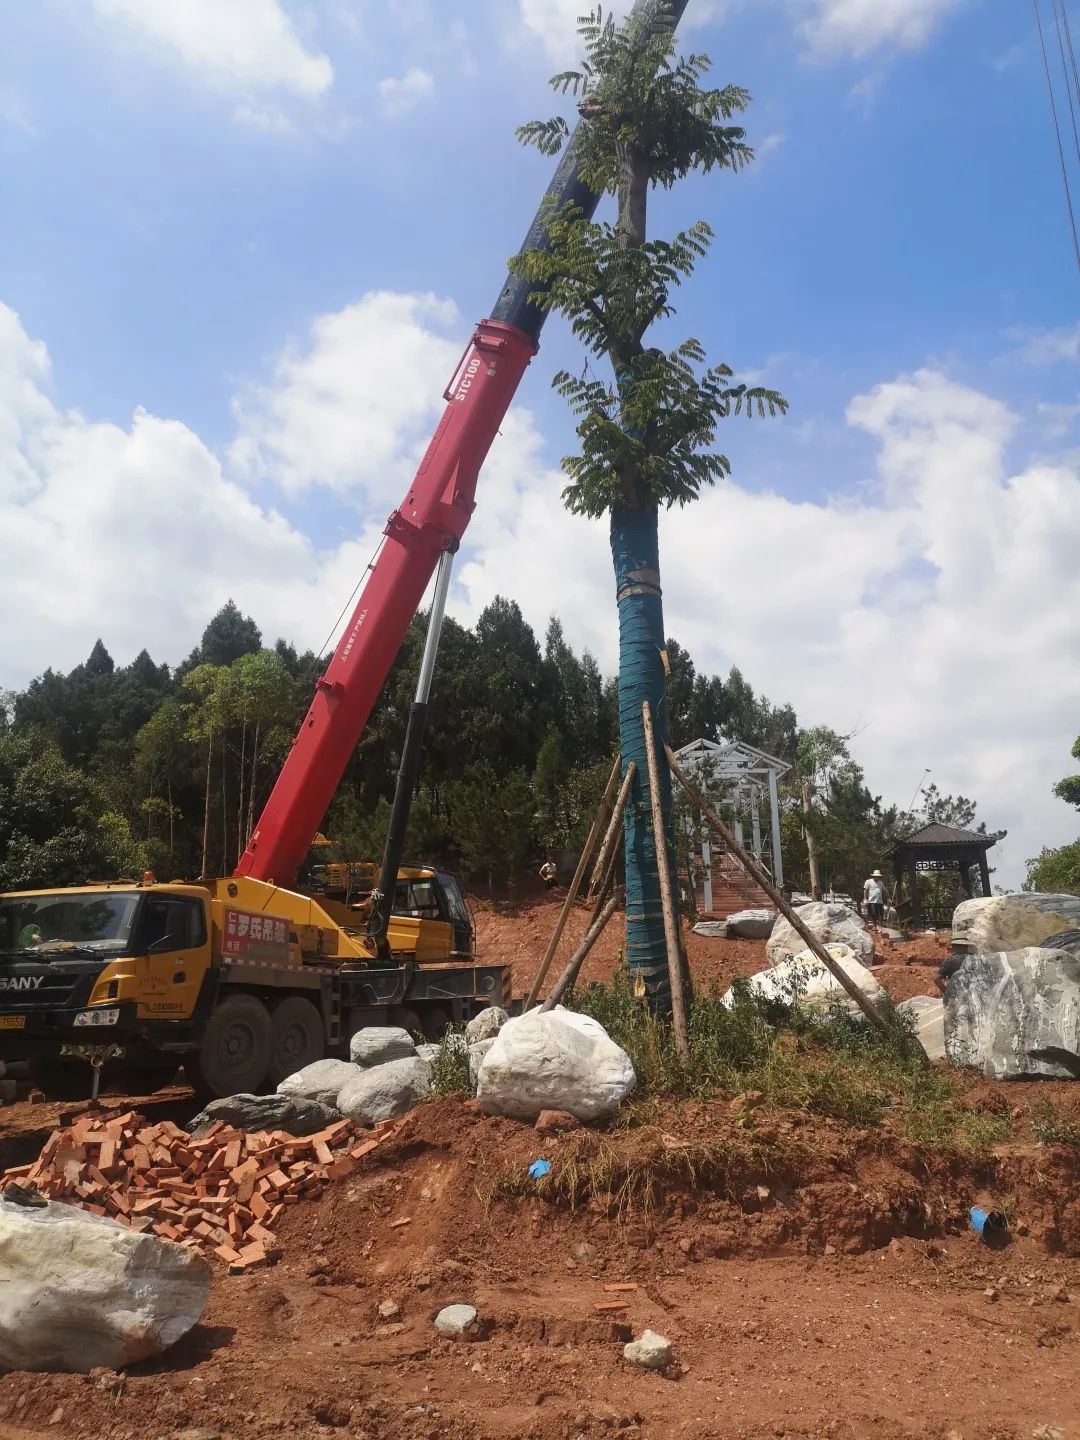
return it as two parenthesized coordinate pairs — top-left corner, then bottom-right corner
(1, 0), (1079, 885)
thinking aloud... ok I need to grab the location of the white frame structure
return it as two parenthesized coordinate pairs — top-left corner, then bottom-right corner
(674, 738), (791, 904)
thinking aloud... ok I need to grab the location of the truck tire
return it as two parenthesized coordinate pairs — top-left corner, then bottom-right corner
(268, 996), (324, 1086)
(184, 992), (272, 1102)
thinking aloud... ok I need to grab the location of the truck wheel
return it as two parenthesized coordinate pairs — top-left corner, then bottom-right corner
(184, 992), (272, 1102)
(268, 996), (324, 1086)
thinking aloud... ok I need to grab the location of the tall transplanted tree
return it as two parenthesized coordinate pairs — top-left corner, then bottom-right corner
(511, 4), (786, 1009)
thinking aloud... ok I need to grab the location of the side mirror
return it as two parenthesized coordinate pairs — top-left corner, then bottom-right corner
(147, 933), (178, 955)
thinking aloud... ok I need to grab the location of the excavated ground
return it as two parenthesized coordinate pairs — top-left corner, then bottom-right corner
(3, 912), (1080, 1439)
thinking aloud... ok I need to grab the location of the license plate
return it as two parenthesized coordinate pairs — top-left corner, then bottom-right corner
(0, 1015), (26, 1030)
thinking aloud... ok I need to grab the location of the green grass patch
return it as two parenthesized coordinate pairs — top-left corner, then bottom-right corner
(1030, 1097), (1080, 1148)
(565, 970), (1011, 1157)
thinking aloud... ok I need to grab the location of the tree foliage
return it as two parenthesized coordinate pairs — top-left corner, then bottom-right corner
(509, 5), (786, 519)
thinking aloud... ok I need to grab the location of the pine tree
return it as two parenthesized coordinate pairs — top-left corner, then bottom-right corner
(511, 5), (785, 1008)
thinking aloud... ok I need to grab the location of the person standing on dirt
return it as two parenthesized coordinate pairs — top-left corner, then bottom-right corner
(539, 858), (558, 891)
(863, 869), (886, 926)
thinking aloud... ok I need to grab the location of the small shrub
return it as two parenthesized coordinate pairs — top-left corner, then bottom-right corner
(428, 1030), (472, 1098)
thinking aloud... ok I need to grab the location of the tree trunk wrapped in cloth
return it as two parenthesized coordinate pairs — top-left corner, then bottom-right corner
(511, 4), (786, 1012)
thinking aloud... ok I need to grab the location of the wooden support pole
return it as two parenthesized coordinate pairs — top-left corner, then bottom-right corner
(524, 753), (621, 1012)
(589, 829), (622, 927)
(665, 743), (892, 1037)
(642, 702), (690, 1063)
(588, 762), (636, 900)
(541, 887), (624, 1012)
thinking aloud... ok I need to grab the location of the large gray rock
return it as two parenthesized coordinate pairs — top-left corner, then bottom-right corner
(349, 1026), (416, 1067)
(766, 902), (874, 969)
(336, 1055), (432, 1125)
(475, 1005), (636, 1123)
(0, 1194), (210, 1371)
(1039, 928), (1080, 956)
(465, 1006), (509, 1045)
(897, 995), (946, 1063)
(692, 921), (729, 939)
(187, 1093), (339, 1138)
(944, 948), (1080, 1080)
(723, 945), (892, 1024)
(468, 1038), (495, 1086)
(277, 1057), (359, 1107)
(726, 909), (777, 940)
(952, 894), (1080, 955)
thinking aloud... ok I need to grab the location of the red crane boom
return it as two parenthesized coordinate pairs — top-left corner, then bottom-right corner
(234, 320), (535, 885)
(234, 0), (690, 890)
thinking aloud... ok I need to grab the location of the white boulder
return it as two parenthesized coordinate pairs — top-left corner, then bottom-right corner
(726, 909), (776, 940)
(623, 1329), (673, 1370)
(349, 1026), (416, 1067)
(277, 1057), (358, 1107)
(897, 995), (946, 1062)
(724, 945), (891, 1023)
(766, 902), (874, 969)
(336, 1055), (432, 1125)
(692, 921), (729, 939)
(952, 894), (1080, 955)
(475, 1005), (636, 1123)
(415, 1043), (442, 1065)
(944, 948), (1080, 1080)
(434, 1304), (477, 1337)
(468, 1038), (496, 1086)
(0, 1194), (211, 1371)
(465, 1006), (509, 1045)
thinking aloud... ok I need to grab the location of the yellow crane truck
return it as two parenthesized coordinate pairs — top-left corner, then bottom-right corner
(0, 868), (506, 1100)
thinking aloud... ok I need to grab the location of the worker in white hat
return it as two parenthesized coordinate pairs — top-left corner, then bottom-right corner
(863, 868), (886, 926)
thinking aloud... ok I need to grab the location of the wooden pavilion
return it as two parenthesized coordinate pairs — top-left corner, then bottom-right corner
(887, 822), (1004, 927)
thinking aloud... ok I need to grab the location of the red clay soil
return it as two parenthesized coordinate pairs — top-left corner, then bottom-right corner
(477, 895), (784, 1002)
(475, 892), (947, 1005)
(3, 904), (1079, 1439)
(4, 1096), (1080, 1440)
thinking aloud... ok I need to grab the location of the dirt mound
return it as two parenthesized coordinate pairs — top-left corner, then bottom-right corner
(5, 1095), (1080, 1440)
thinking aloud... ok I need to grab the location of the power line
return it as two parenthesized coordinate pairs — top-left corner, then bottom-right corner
(1051, 0), (1080, 166)
(1033, 0), (1080, 272)
(1058, 0), (1080, 116)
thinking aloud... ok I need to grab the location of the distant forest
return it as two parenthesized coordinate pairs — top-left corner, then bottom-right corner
(0, 597), (988, 901)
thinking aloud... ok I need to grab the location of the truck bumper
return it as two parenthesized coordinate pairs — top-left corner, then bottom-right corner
(0, 1002), (202, 1064)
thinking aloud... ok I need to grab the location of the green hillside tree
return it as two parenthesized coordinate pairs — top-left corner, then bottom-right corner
(511, 5), (785, 1008)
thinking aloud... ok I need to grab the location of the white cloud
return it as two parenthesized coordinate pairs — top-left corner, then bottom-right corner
(754, 132), (786, 163)
(1015, 323), (1080, 366)
(91, 0), (332, 98)
(457, 369), (1080, 889)
(233, 101), (294, 133)
(798, 0), (960, 61)
(2, 300), (1078, 889)
(229, 291), (460, 496)
(376, 67), (435, 118)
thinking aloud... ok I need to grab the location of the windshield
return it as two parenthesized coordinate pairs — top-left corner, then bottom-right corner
(0, 892), (141, 955)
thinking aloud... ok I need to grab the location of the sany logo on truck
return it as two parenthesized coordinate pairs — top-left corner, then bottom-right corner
(454, 355), (481, 403)
(0, 976), (42, 992)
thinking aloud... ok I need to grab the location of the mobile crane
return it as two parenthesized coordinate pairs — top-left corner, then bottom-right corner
(0, 0), (689, 1101)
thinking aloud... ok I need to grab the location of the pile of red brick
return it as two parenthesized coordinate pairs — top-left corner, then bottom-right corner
(2, 1110), (400, 1272)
